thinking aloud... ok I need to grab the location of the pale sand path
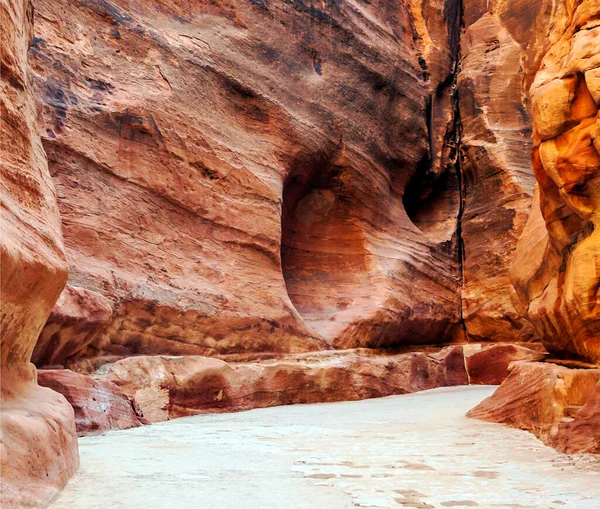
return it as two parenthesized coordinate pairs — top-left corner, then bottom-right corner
(49, 386), (600, 509)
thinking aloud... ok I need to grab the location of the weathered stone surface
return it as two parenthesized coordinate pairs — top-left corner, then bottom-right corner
(510, 0), (600, 364)
(464, 343), (547, 385)
(468, 362), (600, 453)
(26, 0), (472, 359)
(38, 369), (144, 436)
(456, 0), (556, 343)
(0, 0), (78, 506)
(554, 380), (600, 454)
(33, 286), (113, 367)
(102, 346), (467, 422)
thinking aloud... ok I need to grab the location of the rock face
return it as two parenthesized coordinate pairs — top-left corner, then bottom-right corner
(102, 346), (468, 422)
(33, 285), (113, 367)
(25, 0), (478, 361)
(464, 343), (547, 385)
(553, 380), (600, 454)
(457, 0), (556, 343)
(0, 0), (78, 506)
(37, 370), (144, 435)
(468, 362), (600, 454)
(510, 0), (600, 364)
(467, 0), (600, 456)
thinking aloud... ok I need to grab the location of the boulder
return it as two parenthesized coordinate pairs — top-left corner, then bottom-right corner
(38, 370), (144, 436)
(468, 362), (600, 453)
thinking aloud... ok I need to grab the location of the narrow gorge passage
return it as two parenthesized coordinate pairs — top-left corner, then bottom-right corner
(49, 387), (600, 509)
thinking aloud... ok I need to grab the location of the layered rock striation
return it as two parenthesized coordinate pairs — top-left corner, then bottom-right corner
(27, 0), (469, 363)
(0, 0), (78, 505)
(469, 0), (600, 456)
(457, 0), (556, 343)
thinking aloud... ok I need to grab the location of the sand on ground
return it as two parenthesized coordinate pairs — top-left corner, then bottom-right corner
(48, 386), (600, 509)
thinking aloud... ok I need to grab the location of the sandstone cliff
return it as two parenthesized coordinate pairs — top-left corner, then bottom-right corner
(511, 0), (600, 364)
(470, 0), (600, 456)
(457, 0), (556, 343)
(0, 0), (78, 505)
(3, 0), (599, 506)
(26, 0), (558, 367)
(28, 0), (468, 363)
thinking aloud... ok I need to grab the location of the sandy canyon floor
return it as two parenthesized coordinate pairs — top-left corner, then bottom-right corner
(49, 386), (600, 509)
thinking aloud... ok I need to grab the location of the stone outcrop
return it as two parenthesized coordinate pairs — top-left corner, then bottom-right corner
(0, 0), (78, 506)
(468, 362), (600, 454)
(33, 285), (113, 367)
(37, 369), (144, 436)
(510, 0), (600, 364)
(464, 343), (547, 385)
(101, 346), (468, 422)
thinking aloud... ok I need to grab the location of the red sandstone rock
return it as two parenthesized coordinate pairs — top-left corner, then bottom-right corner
(26, 0), (471, 360)
(464, 344), (548, 385)
(102, 346), (467, 422)
(37, 370), (144, 436)
(554, 380), (600, 454)
(1, 0), (78, 506)
(32, 285), (113, 367)
(455, 0), (556, 344)
(467, 362), (600, 453)
(510, 0), (600, 364)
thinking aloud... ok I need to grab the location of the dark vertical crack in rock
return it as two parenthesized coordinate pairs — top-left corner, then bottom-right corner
(446, 0), (468, 342)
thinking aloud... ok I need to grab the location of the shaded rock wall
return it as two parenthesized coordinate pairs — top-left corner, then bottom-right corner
(0, 0), (78, 505)
(29, 0), (469, 361)
(457, 0), (556, 343)
(28, 0), (564, 366)
(511, 0), (600, 364)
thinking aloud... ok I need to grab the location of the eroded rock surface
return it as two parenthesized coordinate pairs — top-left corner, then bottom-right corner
(101, 346), (467, 423)
(0, 0), (78, 505)
(37, 370), (144, 436)
(457, 0), (556, 343)
(468, 362), (600, 454)
(511, 0), (600, 364)
(24, 0), (501, 362)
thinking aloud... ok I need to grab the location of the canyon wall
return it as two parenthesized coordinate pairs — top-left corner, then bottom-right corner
(511, 0), (600, 364)
(5, 0), (599, 505)
(0, 0), (78, 505)
(28, 0), (469, 364)
(457, 0), (556, 342)
(470, 0), (600, 456)
(27, 0), (555, 368)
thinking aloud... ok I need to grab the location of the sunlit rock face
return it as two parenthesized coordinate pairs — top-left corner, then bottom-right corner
(28, 0), (471, 360)
(511, 0), (600, 365)
(0, 0), (78, 506)
(469, 0), (600, 457)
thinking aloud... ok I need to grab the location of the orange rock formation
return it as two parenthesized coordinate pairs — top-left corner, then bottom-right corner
(0, 0), (78, 505)
(2, 0), (599, 506)
(511, 0), (600, 364)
